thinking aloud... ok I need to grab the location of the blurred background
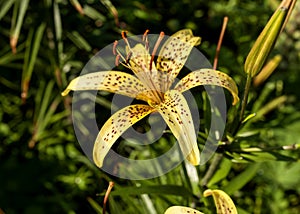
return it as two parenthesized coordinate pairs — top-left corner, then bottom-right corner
(0, 0), (300, 213)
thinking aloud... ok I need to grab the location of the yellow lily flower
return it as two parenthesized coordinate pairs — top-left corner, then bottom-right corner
(164, 189), (237, 214)
(62, 29), (239, 168)
(203, 189), (238, 214)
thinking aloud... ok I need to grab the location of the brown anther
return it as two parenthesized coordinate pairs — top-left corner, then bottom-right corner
(143, 29), (150, 42)
(121, 31), (128, 39)
(121, 31), (131, 48)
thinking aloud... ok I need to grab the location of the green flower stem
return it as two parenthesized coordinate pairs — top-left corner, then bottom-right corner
(201, 153), (223, 187)
(239, 73), (252, 124)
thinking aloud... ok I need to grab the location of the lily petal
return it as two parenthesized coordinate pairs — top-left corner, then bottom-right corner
(93, 104), (155, 168)
(129, 44), (164, 102)
(156, 29), (201, 91)
(174, 69), (239, 105)
(61, 71), (153, 102)
(156, 90), (200, 165)
(164, 206), (204, 214)
(203, 189), (238, 214)
(129, 43), (157, 74)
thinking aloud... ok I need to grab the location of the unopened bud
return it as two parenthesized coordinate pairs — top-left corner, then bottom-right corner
(244, 0), (295, 77)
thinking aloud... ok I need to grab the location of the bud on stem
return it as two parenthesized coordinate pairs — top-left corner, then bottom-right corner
(244, 0), (295, 77)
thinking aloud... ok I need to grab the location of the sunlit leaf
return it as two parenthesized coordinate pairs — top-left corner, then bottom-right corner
(223, 163), (260, 194)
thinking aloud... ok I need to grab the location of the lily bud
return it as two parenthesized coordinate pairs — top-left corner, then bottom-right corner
(244, 0), (295, 77)
(253, 54), (282, 87)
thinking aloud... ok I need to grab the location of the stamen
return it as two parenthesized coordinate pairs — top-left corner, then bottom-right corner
(115, 54), (120, 66)
(143, 29), (150, 51)
(150, 31), (164, 71)
(142, 29), (150, 42)
(113, 40), (118, 55)
(125, 51), (132, 64)
(121, 31), (128, 39)
(121, 31), (131, 49)
(213, 16), (228, 70)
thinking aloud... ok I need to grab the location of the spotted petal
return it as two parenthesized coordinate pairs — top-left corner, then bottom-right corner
(129, 44), (164, 102)
(174, 69), (239, 105)
(203, 189), (238, 214)
(156, 90), (200, 165)
(164, 206), (204, 214)
(128, 43), (157, 74)
(93, 104), (155, 167)
(156, 29), (201, 91)
(61, 71), (155, 102)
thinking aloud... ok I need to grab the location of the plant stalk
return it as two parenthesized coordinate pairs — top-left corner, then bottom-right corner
(239, 73), (252, 123)
(201, 153), (224, 187)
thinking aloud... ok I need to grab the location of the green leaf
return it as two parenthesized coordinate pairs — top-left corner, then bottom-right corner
(223, 163), (260, 194)
(110, 185), (193, 197)
(0, 0), (15, 21)
(10, 0), (29, 53)
(207, 158), (232, 187)
(240, 151), (296, 162)
(99, 0), (119, 25)
(21, 22), (46, 100)
(87, 197), (103, 214)
(83, 5), (106, 21)
(53, 1), (63, 67)
(69, 0), (84, 15)
(67, 31), (92, 51)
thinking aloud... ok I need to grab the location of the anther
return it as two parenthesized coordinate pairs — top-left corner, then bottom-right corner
(121, 31), (131, 49)
(143, 29), (150, 51)
(121, 31), (128, 39)
(143, 29), (150, 42)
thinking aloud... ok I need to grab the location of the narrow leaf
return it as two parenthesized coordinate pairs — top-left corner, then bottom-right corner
(21, 22), (46, 101)
(99, 0), (119, 25)
(223, 163), (260, 194)
(67, 31), (92, 51)
(83, 5), (106, 21)
(10, 0), (29, 53)
(207, 158), (232, 187)
(0, 0), (15, 21)
(69, 0), (84, 15)
(110, 185), (193, 197)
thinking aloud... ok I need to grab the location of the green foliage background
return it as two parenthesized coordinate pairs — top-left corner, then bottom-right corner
(0, 0), (300, 213)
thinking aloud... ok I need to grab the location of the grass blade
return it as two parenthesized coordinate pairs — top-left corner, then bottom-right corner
(21, 22), (46, 101)
(0, 0), (15, 21)
(10, 0), (29, 53)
